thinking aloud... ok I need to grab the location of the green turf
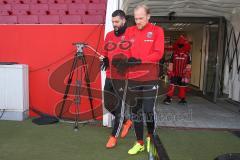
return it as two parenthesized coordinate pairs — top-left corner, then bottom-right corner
(158, 128), (240, 160)
(0, 120), (240, 160)
(0, 120), (148, 160)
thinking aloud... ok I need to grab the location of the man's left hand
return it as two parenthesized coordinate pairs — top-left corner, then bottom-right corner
(100, 57), (109, 71)
(127, 57), (142, 67)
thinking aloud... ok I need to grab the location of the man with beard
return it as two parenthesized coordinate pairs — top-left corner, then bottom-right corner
(101, 10), (132, 149)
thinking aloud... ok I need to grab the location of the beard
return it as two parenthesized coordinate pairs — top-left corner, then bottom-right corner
(113, 23), (127, 36)
(113, 26), (119, 31)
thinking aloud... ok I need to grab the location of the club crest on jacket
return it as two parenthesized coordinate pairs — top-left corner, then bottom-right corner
(147, 32), (153, 38)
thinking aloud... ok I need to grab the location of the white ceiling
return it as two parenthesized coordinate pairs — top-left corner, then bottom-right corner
(160, 23), (204, 32)
(122, 0), (240, 19)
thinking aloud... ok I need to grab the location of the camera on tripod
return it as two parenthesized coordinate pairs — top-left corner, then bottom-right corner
(73, 42), (87, 57)
(58, 42), (96, 131)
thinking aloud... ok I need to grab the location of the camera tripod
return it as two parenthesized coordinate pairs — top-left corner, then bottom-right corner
(58, 42), (95, 131)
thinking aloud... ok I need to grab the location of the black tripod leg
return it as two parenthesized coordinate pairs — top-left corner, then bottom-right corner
(59, 54), (79, 119)
(74, 73), (81, 131)
(81, 55), (95, 120)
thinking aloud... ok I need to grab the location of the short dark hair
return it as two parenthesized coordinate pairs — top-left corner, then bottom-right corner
(112, 10), (126, 19)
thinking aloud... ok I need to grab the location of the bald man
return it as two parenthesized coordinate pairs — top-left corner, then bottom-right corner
(125, 4), (165, 155)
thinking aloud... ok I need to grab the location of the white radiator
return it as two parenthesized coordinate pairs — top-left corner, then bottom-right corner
(0, 64), (29, 121)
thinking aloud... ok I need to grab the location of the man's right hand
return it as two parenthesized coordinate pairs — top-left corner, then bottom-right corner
(112, 54), (128, 75)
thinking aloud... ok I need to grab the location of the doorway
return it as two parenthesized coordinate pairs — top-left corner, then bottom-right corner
(149, 16), (226, 102)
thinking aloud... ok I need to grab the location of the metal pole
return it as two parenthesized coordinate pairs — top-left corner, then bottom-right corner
(214, 17), (224, 102)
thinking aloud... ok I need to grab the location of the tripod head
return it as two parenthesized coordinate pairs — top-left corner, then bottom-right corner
(73, 42), (87, 57)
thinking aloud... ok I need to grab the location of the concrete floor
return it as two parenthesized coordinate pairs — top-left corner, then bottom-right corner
(155, 95), (240, 130)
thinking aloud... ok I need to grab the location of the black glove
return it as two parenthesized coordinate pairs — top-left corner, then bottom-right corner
(112, 54), (128, 75)
(100, 57), (109, 71)
(127, 57), (141, 67)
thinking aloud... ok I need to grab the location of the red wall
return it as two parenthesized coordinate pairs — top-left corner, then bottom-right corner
(0, 25), (104, 120)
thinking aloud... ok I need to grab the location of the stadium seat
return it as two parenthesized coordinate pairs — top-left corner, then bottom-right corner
(82, 0), (100, 3)
(0, 15), (17, 23)
(0, 4), (11, 10)
(68, 4), (86, 10)
(49, 4), (67, 10)
(88, 3), (105, 10)
(48, 0), (65, 4)
(88, 9), (105, 15)
(64, 0), (82, 4)
(68, 9), (85, 15)
(18, 15), (38, 23)
(12, 4), (29, 10)
(39, 15), (60, 23)
(14, 0), (31, 4)
(12, 9), (28, 15)
(30, 9), (47, 15)
(30, 4), (48, 10)
(0, 0), (106, 24)
(49, 9), (66, 15)
(82, 15), (104, 24)
(0, 0), (14, 4)
(30, 0), (48, 4)
(61, 15), (81, 24)
(0, 10), (9, 15)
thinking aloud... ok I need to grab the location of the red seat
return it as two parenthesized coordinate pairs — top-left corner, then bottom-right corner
(30, 0), (48, 4)
(0, 0), (106, 24)
(49, 4), (67, 10)
(30, 4), (48, 10)
(12, 9), (28, 15)
(14, 0), (31, 4)
(0, 10), (9, 15)
(30, 9), (47, 15)
(64, 0), (82, 3)
(68, 4), (86, 10)
(0, 15), (17, 23)
(18, 15), (38, 23)
(0, 4), (11, 10)
(82, 15), (104, 24)
(48, 0), (65, 3)
(12, 4), (29, 10)
(61, 15), (81, 24)
(88, 3), (105, 10)
(39, 15), (60, 23)
(82, 0), (100, 3)
(0, 0), (14, 4)
(88, 9), (105, 15)
(68, 9), (85, 15)
(49, 9), (66, 15)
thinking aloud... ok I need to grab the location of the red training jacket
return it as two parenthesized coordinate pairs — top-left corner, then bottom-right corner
(101, 30), (130, 80)
(126, 23), (164, 82)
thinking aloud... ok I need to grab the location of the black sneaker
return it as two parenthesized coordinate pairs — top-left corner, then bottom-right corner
(178, 98), (187, 105)
(163, 96), (172, 105)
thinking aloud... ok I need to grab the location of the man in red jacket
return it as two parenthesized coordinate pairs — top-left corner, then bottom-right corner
(122, 4), (165, 155)
(101, 10), (132, 149)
